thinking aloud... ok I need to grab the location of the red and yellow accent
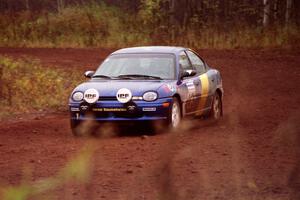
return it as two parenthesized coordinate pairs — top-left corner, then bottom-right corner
(196, 74), (210, 115)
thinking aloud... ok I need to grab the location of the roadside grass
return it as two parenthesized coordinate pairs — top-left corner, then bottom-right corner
(0, 56), (82, 119)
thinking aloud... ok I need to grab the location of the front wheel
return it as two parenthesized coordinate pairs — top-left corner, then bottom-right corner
(168, 98), (181, 129)
(209, 92), (222, 120)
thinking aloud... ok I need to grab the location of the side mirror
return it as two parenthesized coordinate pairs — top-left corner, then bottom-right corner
(181, 69), (196, 79)
(84, 71), (95, 78)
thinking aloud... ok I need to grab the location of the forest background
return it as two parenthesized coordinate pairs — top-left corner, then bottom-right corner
(0, 0), (299, 49)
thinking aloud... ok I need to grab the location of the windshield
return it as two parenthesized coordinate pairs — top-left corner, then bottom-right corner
(93, 53), (176, 80)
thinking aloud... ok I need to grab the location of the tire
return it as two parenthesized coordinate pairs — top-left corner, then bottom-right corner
(168, 97), (182, 129)
(209, 92), (222, 120)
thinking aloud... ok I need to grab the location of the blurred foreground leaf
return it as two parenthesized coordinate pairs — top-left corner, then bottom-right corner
(1, 143), (95, 200)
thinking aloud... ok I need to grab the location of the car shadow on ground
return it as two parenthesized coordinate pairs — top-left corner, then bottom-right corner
(88, 116), (225, 138)
(88, 121), (157, 138)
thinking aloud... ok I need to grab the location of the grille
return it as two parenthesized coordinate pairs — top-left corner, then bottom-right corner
(98, 96), (117, 101)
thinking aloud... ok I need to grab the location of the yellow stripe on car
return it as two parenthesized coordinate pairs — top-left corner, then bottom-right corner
(196, 74), (210, 115)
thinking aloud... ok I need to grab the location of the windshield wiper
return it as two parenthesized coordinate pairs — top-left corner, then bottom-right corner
(117, 74), (162, 80)
(92, 75), (112, 79)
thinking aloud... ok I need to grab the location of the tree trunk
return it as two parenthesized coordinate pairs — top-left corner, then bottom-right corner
(169, 0), (176, 42)
(25, 0), (29, 11)
(273, 0), (278, 22)
(285, 0), (292, 26)
(57, 0), (60, 12)
(0, 64), (3, 99)
(263, 0), (270, 28)
(295, 0), (300, 26)
(57, 0), (64, 12)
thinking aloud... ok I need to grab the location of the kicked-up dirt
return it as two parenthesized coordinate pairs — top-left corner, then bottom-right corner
(0, 47), (300, 200)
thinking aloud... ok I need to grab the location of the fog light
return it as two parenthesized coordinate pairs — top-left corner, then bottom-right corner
(72, 91), (84, 101)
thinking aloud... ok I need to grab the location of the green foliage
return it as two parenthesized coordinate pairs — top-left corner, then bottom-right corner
(138, 0), (161, 28)
(179, 26), (300, 49)
(60, 146), (94, 183)
(0, 56), (81, 117)
(0, 3), (144, 47)
(0, 2), (299, 48)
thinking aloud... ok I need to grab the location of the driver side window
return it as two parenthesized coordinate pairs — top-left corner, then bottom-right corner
(186, 51), (206, 74)
(179, 51), (193, 71)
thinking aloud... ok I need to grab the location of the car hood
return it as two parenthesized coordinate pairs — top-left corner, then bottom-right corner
(72, 79), (176, 97)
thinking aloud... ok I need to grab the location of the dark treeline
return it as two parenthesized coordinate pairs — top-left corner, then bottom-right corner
(0, 0), (140, 12)
(0, 0), (299, 48)
(1, 0), (299, 27)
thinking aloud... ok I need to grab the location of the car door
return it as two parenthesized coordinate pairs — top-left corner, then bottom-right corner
(186, 50), (213, 115)
(178, 51), (199, 114)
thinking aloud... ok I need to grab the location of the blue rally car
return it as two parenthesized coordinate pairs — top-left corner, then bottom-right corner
(69, 46), (223, 136)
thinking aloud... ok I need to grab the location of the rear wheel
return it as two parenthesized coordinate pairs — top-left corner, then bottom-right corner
(210, 92), (222, 120)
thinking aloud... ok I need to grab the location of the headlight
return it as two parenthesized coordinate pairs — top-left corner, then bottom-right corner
(72, 91), (84, 101)
(143, 91), (158, 101)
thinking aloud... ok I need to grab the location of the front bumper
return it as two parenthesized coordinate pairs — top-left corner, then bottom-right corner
(69, 97), (172, 121)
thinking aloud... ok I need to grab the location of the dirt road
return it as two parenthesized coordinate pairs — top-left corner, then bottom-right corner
(0, 48), (300, 200)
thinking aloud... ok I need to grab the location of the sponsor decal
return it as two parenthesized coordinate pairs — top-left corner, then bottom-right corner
(186, 80), (196, 98)
(70, 107), (80, 111)
(116, 88), (132, 103)
(143, 107), (156, 112)
(125, 102), (138, 113)
(84, 88), (99, 104)
(80, 103), (90, 112)
(92, 108), (127, 112)
(167, 84), (176, 93)
(162, 84), (176, 93)
(127, 105), (136, 111)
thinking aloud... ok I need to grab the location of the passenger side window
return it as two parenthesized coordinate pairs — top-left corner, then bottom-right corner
(186, 51), (206, 74)
(179, 51), (193, 71)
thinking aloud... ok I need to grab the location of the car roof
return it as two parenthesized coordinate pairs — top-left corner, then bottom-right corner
(111, 46), (187, 55)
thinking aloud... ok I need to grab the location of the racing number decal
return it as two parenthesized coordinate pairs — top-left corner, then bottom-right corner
(186, 80), (196, 98)
(197, 74), (210, 114)
(184, 80), (196, 113)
